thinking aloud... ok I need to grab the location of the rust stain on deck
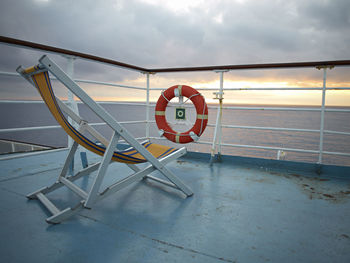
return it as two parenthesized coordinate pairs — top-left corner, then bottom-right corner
(267, 171), (350, 203)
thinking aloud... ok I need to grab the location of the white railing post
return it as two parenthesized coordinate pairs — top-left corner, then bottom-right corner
(63, 55), (79, 147)
(146, 73), (150, 139)
(317, 66), (331, 164)
(11, 142), (15, 153)
(64, 55), (86, 173)
(217, 71), (224, 155)
(210, 70), (227, 164)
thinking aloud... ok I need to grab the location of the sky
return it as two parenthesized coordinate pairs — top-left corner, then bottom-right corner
(0, 0), (350, 105)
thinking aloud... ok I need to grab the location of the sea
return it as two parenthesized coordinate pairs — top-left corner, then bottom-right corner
(1, 101), (350, 166)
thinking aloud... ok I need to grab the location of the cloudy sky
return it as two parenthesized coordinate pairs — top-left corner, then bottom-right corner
(0, 0), (350, 105)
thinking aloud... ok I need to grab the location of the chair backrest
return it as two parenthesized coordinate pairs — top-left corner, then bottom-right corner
(21, 66), (177, 164)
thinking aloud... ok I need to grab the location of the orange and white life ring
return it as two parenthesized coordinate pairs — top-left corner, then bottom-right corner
(155, 85), (208, 144)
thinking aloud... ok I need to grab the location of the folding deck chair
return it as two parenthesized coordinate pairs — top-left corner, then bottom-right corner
(17, 55), (193, 224)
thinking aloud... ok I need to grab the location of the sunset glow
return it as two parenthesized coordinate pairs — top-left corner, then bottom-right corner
(76, 76), (350, 106)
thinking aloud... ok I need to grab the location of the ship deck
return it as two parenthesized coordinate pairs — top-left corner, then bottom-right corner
(1, 149), (350, 263)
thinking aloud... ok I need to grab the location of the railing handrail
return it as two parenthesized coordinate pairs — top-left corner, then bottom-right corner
(0, 70), (147, 90)
(1, 36), (350, 73)
(149, 61), (350, 73)
(0, 36), (147, 72)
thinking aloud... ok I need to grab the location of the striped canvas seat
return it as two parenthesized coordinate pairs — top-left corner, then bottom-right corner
(18, 56), (192, 224)
(25, 66), (177, 164)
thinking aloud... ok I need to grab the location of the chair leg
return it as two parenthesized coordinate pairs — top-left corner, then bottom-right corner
(146, 147), (193, 197)
(97, 147), (192, 202)
(80, 151), (89, 168)
(26, 149), (102, 224)
(27, 161), (101, 199)
(59, 141), (79, 178)
(46, 201), (85, 224)
(84, 132), (120, 208)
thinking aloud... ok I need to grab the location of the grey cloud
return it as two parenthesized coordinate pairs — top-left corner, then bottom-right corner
(0, 0), (349, 100)
(299, 0), (350, 30)
(2, 0), (349, 64)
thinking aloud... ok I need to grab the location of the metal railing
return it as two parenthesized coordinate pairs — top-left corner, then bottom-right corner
(1, 36), (350, 165)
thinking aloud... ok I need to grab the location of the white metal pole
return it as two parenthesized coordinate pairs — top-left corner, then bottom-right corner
(146, 73), (150, 139)
(218, 71), (224, 156)
(64, 55), (85, 174)
(211, 105), (221, 160)
(318, 67), (327, 164)
(210, 70), (226, 163)
(65, 56), (79, 147)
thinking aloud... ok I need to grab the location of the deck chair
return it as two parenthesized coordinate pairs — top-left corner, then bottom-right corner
(17, 55), (193, 224)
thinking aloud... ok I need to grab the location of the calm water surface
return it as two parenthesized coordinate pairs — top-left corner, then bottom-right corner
(1, 102), (349, 166)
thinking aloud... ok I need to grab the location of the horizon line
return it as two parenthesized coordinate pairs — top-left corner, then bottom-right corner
(1, 99), (349, 108)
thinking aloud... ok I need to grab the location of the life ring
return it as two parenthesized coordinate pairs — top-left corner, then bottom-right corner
(155, 85), (208, 144)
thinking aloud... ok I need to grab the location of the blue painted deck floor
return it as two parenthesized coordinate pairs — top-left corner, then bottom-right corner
(1, 149), (350, 263)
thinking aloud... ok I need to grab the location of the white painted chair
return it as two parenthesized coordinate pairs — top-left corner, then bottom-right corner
(17, 55), (193, 224)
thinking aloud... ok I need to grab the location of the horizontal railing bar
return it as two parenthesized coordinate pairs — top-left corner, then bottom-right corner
(0, 147), (68, 161)
(0, 101), (213, 110)
(97, 102), (217, 109)
(140, 104), (350, 112)
(324, 108), (350, 112)
(92, 120), (147, 125)
(324, 130), (350, 136)
(130, 103), (347, 112)
(97, 101), (148, 106)
(322, 151), (350, 157)
(150, 87), (350, 91)
(0, 125), (62, 133)
(217, 142), (350, 157)
(222, 106), (321, 111)
(1, 36), (350, 73)
(0, 100), (45, 104)
(205, 124), (350, 136)
(0, 71), (18, 77)
(223, 87), (350, 91)
(148, 137), (350, 157)
(222, 106), (350, 112)
(74, 79), (146, 90)
(198, 141), (320, 153)
(0, 100), (149, 105)
(209, 124), (320, 133)
(1, 137), (149, 160)
(0, 120), (147, 133)
(153, 123), (350, 136)
(0, 36), (147, 72)
(149, 61), (350, 73)
(0, 71), (146, 91)
(0, 139), (50, 148)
